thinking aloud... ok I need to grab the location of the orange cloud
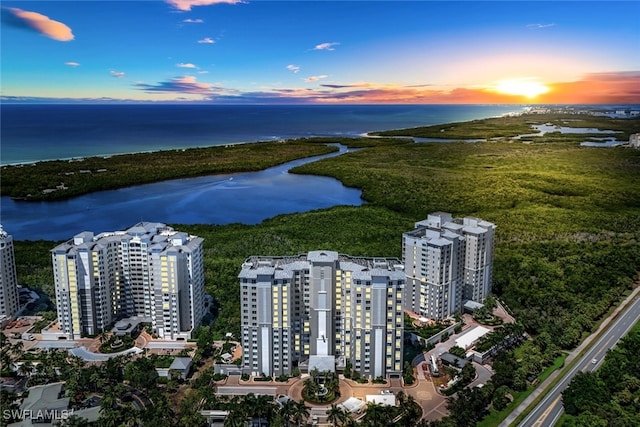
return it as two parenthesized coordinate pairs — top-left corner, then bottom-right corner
(305, 72), (640, 104)
(537, 72), (640, 104)
(4, 7), (74, 41)
(304, 75), (328, 83)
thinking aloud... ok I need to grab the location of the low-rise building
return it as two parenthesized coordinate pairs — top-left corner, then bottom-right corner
(7, 382), (100, 426)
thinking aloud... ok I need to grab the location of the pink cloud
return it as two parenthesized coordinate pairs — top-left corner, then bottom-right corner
(4, 7), (74, 41)
(64, 62), (80, 67)
(166, 0), (244, 12)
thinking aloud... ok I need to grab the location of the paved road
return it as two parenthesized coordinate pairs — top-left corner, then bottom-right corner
(514, 291), (640, 427)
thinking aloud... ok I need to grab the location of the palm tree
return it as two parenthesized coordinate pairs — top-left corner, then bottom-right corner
(362, 402), (392, 426)
(326, 404), (348, 427)
(279, 399), (297, 426)
(99, 330), (109, 345)
(70, 355), (86, 369)
(291, 400), (310, 427)
(89, 369), (107, 393)
(18, 360), (34, 377)
(120, 402), (144, 427)
(242, 393), (275, 423)
(59, 414), (91, 426)
(223, 408), (247, 427)
(12, 340), (24, 357)
(397, 394), (421, 426)
(98, 407), (122, 427)
(100, 383), (120, 413)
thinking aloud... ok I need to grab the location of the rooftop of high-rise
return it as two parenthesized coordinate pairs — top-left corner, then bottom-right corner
(51, 222), (202, 254)
(404, 213), (495, 239)
(239, 251), (404, 280)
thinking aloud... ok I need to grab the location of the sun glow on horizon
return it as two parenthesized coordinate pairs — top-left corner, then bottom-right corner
(493, 78), (550, 99)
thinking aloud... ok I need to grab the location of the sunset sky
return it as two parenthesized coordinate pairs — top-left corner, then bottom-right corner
(1, 0), (639, 104)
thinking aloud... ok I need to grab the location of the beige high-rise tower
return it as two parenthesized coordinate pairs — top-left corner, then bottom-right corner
(239, 251), (405, 378)
(403, 212), (495, 320)
(0, 226), (20, 322)
(52, 222), (205, 340)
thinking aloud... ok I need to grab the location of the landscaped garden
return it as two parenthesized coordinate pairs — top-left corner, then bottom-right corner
(302, 369), (340, 404)
(99, 334), (135, 354)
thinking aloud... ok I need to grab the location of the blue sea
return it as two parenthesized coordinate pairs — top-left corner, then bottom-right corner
(1, 104), (529, 240)
(0, 104), (525, 165)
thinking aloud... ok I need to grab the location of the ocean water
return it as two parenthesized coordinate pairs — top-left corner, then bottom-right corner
(0, 104), (524, 165)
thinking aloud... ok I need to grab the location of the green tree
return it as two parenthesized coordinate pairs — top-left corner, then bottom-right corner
(448, 346), (466, 358)
(397, 392), (421, 426)
(362, 402), (392, 426)
(291, 400), (310, 427)
(124, 357), (158, 392)
(326, 403), (349, 427)
(562, 412), (608, 427)
(403, 361), (415, 385)
(562, 372), (610, 416)
(460, 362), (476, 384)
(492, 385), (511, 411)
(59, 414), (91, 427)
(18, 360), (34, 377)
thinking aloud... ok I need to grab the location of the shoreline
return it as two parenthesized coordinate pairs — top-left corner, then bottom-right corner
(0, 104), (530, 166)
(1, 133), (372, 167)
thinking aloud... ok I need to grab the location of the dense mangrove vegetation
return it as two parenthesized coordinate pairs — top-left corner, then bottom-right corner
(370, 113), (640, 141)
(0, 140), (338, 200)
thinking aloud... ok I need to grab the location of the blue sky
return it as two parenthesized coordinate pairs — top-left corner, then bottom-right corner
(1, 1), (639, 103)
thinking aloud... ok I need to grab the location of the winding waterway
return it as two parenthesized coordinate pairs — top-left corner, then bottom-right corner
(0, 145), (363, 241)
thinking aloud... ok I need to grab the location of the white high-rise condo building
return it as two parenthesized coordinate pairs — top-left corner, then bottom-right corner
(403, 212), (495, 320)
(239, 251), (405, 378)
(0, 226), (20, 322)
(51, 222), (205, 340)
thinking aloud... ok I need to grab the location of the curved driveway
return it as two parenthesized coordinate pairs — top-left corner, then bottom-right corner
(69, 345), (143, 362)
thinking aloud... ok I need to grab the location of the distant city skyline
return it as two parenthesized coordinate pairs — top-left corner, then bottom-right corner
(1, 1), (638, 104)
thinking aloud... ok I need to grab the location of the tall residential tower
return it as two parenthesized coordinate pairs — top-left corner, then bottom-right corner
(0, 226), (20, 322)
(52, 222), (205, 340)
(403, 212), (495, 320)
(239, 251), (405, 378)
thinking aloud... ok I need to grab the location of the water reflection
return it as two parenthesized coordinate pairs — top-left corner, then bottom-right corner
(1, 145), (363, 241)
